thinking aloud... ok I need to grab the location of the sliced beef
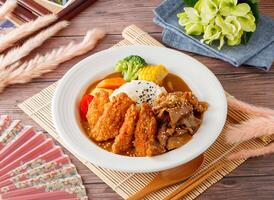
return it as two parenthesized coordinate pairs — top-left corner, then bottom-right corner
(153, 92), (208, 150)
(157, 123), (174, 147)
(178, 114), (202, 135)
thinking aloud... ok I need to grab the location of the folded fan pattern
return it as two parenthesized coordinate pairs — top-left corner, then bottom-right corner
(0, 115), (88, 200)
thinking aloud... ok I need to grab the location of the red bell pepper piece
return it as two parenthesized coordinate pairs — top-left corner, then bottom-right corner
(80, 95), (94, 120)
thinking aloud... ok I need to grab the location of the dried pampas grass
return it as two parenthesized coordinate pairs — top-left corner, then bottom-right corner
(0, 29), (106, 92)
(228, 97), (274, 117)
(226, 97), (274, 160)
(226, 116), (274, 144)
(0, 14), (57, 53)
(228, 142), (274, 160)
(0, 21), (69, 71)
(0, 0), (17, 21)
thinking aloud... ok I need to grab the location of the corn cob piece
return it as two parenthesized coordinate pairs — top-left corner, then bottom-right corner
(138, 65), (168, 85)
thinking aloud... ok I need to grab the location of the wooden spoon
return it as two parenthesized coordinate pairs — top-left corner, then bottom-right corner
(127, 154), (204, 200)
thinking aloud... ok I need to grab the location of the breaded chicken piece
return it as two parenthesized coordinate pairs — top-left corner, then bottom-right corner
(86, 91), (109, 132)
(112, 105), (139, 154)
(90, 93), (134, 141)
(134, 103), (165, 156)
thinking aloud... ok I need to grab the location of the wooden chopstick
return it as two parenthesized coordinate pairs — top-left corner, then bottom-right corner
(17, 0), (52, 16)
(57, 0), (97, 20)
(164, 161), (224, 200)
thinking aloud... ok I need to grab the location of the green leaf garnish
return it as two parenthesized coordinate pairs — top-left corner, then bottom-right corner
(177, 0), (258, 49)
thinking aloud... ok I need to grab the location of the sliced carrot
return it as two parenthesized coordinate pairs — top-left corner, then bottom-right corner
(96, 77), (126, 89)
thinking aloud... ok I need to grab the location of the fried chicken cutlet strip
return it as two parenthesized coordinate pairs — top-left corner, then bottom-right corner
(112, 105), (139, 154)
(90, 93), (134, 141)
(86, 91), (109, 132)
(135, 103), (165, 157)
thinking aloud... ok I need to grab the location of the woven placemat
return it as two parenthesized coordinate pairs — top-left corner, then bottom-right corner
(18, 25), (273, 200)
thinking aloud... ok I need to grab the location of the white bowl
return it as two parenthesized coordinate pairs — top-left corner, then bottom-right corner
(52, 45), (227, 173)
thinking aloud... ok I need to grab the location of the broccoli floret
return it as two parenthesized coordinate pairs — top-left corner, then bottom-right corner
(115, 55), (146, 81)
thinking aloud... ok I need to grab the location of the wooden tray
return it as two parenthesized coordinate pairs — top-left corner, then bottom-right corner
(18, 24), (274, 200)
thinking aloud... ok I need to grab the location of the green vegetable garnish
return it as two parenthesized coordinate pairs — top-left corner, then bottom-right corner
(115, 55), (147, 82)
(177, 0), (258, 49)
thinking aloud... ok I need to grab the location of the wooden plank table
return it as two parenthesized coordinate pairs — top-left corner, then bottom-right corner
(0, 0), (274, 199)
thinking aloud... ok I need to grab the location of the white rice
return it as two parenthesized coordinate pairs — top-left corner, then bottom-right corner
(110, 80), (166, 106)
